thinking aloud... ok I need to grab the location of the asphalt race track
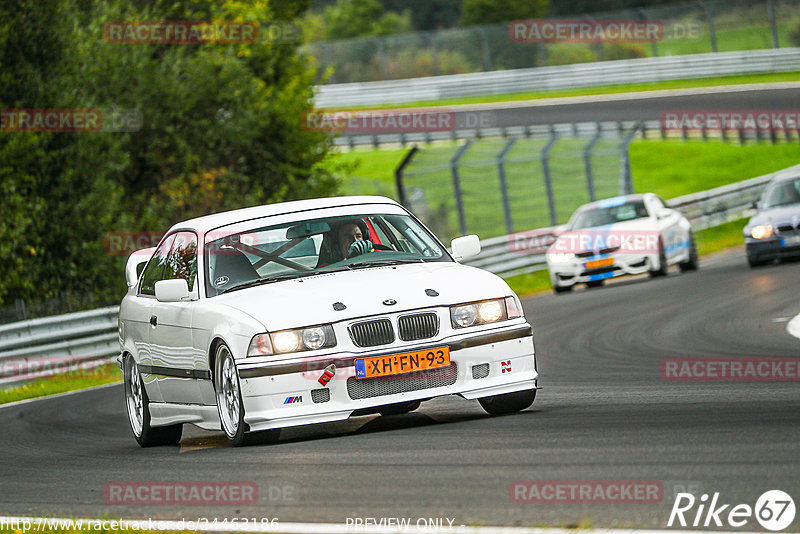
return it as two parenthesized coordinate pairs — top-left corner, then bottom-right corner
(452, 84), (800, 128)
(1, 248), (798, 530)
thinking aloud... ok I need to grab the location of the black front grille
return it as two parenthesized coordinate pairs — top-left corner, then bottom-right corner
(346, 363), (458, 400)
(577, 247), (618, 258)
(583, 266), (618, 276)
(777, 224), (795, 233)
(398, 312), (439, 341)
(349, 319), (394, 347)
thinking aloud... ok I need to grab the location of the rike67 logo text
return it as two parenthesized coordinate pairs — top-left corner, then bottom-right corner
(668, 490), (795, 531)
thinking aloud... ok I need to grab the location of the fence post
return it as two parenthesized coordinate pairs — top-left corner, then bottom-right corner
(496, 137), (518, 234)
(372, 37), (389, 80)
(451, 141), (473, 235)
(619, 122), (641, 195)
(394, 145), (419, 208)
(639, 8), (658, 57)
(15, 299), (26, 321)
(698, 1), (718, 53)
(323, 43), (336, 84)
(584, 122), (603, 202)
(541, 127), (559, 226)
(476, 27), (493, 71)
(767, 0), (779, 48)
(427, 32), (441, 76)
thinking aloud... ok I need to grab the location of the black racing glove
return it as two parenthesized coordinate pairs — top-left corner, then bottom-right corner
(347, 239), (373, 258)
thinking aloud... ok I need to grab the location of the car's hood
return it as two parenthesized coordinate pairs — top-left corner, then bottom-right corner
(747, 204), (800, 227)
(548, 219), (656, 253)
(211, 262), (510, 331)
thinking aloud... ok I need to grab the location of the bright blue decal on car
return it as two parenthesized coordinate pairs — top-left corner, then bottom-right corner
(597, 196), (627, 208)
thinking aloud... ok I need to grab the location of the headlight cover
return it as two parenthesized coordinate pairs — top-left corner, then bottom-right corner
(247, 325), (336, 357)
(750, 225), (774, 239)
(450, 298), (516, 328)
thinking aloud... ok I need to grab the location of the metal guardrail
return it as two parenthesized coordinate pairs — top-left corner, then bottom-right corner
(4, 162), (799, 383)
(463, 163), (800, 277)
(0, 306), (119, 385)
(316, 48), (800, 108)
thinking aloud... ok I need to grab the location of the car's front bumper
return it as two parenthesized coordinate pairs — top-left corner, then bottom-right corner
(235, 323), (536, 432)
(745, 235), (800, 262)
(548, 253), (652, 288)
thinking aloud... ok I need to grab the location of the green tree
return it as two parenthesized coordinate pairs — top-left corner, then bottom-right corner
(460, 0), (548, 26)
(303, 0), (412, 41)
(0, 0), (337, 309)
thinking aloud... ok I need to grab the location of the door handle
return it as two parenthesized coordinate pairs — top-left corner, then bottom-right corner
(149, 315), (158, 326)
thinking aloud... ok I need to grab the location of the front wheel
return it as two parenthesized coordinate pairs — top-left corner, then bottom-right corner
(679, 232), (699, 272)
(479, 388), (536, 415)
(124, 355), (182, 447)
(649, 241), (668, 278)
(214, 343), (278, 447)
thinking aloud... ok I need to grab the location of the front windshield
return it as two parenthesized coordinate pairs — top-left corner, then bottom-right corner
(204, 212), (449, 296)
(762, 177), (800, 209)
(570, 200), (649, 230)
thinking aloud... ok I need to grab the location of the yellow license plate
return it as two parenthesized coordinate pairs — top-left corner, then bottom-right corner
(355, 347), (450, 379)
(585, 258), (614, 269)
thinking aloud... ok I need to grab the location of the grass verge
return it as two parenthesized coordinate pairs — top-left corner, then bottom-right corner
(329, 72), (800, 110)
(0, 363), (121, 406)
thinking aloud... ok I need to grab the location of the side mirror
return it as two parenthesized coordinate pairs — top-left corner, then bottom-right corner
(750, 200), (759, 210)
(656, 208), (673, 220)
(125, 247), (156, 288)
(155, 279), (190, 303)
(451, 235), (481, 261)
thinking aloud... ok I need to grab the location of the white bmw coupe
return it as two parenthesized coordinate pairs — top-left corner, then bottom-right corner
(118, 196), (537, 446)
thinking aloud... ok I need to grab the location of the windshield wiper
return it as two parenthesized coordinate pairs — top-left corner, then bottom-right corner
(347, 258), (426, 269)
(219, 266), (355, 294)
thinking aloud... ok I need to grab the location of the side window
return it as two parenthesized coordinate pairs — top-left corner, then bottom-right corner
(139, 234), (176, 296)
(164, 232), (198, 291)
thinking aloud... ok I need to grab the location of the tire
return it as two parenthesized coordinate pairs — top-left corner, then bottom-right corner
(479, 388), (536, 416)
(649, 240), (668, 278)
(679, 231), (699, 272)
(553, 284), (573, 293)
(214, 343), (279, 447)
(124, 355), (182, 447)
(379, 400), (421, 416)
(585, 280), (604, 288)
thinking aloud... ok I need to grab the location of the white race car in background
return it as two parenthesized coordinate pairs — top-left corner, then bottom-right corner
(546, 193), (698, 293)
(118, 196), (537, 447)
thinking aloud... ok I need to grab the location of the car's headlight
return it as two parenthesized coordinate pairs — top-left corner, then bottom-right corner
(750, 225), (774, 239)
(548, 252), (575, 263)
(450, 297), (520, 328)
(247, 325), (336, 357)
